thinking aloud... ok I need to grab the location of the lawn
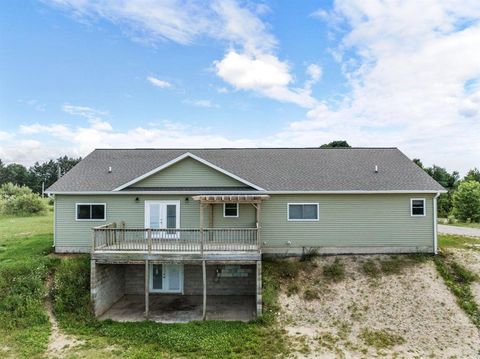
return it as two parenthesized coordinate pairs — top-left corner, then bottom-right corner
(0, 212), (287, 359)
(0, 212), (57, 358)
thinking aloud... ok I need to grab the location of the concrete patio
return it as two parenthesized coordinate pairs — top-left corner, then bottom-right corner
(99, 294), (256, 322)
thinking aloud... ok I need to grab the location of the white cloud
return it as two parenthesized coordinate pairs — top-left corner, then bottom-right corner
(147, 76), (172, 88)
(186, 99), (219, 108)
(44, 0), (315, 108)
(1, 119), (255, 166)
(62, 103), (107, 120)
(215, 51), (317, 108)
(281, 0), (480, 173)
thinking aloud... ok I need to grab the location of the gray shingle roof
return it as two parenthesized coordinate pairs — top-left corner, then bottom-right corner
(46, 148), (445, 193)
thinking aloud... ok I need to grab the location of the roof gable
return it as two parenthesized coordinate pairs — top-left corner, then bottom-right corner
(114, 152), (264, 191)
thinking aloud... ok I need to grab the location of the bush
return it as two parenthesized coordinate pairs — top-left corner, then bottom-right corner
(53, 256), (93, 322)
(452, 181), (480, 222)
(0, 183), (47, 216)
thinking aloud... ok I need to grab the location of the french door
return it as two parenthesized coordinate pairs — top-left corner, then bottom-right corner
(150, 264), (183, 293)
(144, 200), (180, 238)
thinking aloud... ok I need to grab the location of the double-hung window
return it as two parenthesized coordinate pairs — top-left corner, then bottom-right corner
(76, 203), (106, 221)
(410, 199), (426, 216)
(224, 203), (239, 218)
(288, 203), (319, 221)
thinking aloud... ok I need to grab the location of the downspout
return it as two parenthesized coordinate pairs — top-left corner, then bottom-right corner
(433, 192), (440, 255)
(53, 194), (56, 249)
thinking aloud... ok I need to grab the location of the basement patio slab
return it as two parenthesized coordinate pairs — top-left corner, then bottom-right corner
(99, 294), (256, 323)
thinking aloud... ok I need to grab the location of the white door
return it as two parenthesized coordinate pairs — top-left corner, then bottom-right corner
(150, 264), (183, 293)
(145, 201), (180, 237)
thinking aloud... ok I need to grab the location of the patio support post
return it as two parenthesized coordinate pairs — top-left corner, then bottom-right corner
(202, 259), (207, 320)
(200, 203), (207, 320)
(256, 260), (262, 317)
(145, 259), (149, 319)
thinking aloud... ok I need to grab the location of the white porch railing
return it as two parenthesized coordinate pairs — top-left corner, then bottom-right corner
(92, 224), (259, 253)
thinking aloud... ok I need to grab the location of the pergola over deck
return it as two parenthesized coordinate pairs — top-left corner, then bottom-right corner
(191, 194), (270, 319)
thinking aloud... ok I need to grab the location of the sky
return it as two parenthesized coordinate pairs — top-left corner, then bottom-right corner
(0, 0), (479, 174)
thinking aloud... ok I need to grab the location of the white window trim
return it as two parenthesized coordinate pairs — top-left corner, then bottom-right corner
(287, 203), (319, 221)
(223, 203), (239, 218)
(75, 203), (106, 221)
(144, 200), (181, 228)
(149, 264), (184, 294)
(410, 198), (426, 217)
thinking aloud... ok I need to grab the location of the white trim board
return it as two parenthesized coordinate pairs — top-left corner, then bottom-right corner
(46, 189), (446, 195)
(410, 198), (426, 217)
(112, 152), (265, 191)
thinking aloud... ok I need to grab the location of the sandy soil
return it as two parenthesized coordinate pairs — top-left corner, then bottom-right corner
(278, 255), (480, 358)
(450, 249), (480, 306)
(45, 276), (84, 358)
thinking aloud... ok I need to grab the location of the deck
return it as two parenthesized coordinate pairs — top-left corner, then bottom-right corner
(92, 224), (261, 261)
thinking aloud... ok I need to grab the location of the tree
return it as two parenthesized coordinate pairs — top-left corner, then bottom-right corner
(452, 181), (480, 222)
(320, 140), (351, 148)
(0, 163), (30, 187)
(413, 160), (459, 217)
(464, 168), (480, 183)
(412, 158), (424, 169)
(28, 156), (81, 194)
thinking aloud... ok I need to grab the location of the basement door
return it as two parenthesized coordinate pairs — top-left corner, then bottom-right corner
(150, 264), (184, 293)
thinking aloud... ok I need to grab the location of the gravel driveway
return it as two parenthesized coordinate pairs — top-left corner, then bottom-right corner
(438, 224), (480, 237)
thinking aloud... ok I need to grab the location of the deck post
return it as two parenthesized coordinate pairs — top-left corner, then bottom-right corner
(256, 260), (262, 317)
(200, 204), (204, 256)
(147, 229), (152, 254)
(256, 203), (261, 246)
(202, 259), (207, 320)
(145, 259), (149, 319)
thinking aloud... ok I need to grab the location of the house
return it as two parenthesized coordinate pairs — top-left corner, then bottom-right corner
(46, 147), (445, 322)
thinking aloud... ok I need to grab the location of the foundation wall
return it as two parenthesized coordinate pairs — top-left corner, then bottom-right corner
(91, 261), (125, 316)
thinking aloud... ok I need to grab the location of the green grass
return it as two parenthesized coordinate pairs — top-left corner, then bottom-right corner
(434, 253), (480, 328)
(359, 328), (405, 350)
(438, 234), (480, 249)
(322, 258), (345, 282)
(0, 212), (57, 358)
(0, 212), (288, 358)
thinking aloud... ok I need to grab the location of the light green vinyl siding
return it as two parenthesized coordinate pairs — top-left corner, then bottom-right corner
(55, 195), (257, 249)
(55, 193), (434, 251)
(132, 157), (246, 188)
(261, 194), (434, 249)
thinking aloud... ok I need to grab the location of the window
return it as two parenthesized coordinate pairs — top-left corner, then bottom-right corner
(76, 203), (106, 221)
(288, 203), (319, 221)
(411, 199), (426, 216)
(223, 203), (239, 218)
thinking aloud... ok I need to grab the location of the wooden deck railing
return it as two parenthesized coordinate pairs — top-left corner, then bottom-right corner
(92, 224), (259, 253)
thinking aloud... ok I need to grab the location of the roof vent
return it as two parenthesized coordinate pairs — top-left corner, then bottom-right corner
(374, 165), (378, 173)
(108, 166), (112, 173)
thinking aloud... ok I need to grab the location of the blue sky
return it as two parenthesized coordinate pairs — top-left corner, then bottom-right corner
(1, 0), (479, 173)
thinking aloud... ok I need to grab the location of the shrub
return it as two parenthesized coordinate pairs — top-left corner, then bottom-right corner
(0, 183), (47, 216)
(323, 258), (345, 282)
(452, 181), (480, 222)
(278, 260), (301, 279)
(362, 260), (380, 278)
(447, 214), (457, 224)
(300, 248), (319, 262)
(53, 256), (93, 322)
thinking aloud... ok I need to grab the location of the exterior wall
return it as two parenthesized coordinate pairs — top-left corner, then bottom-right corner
(55, 195), (256, 252)
(124, 264), (256, 296)
(261, 194), (435, 252)
(133, 157), (246, 188)
(55, 193), (435, 253)
(91, 262), (125, 316)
